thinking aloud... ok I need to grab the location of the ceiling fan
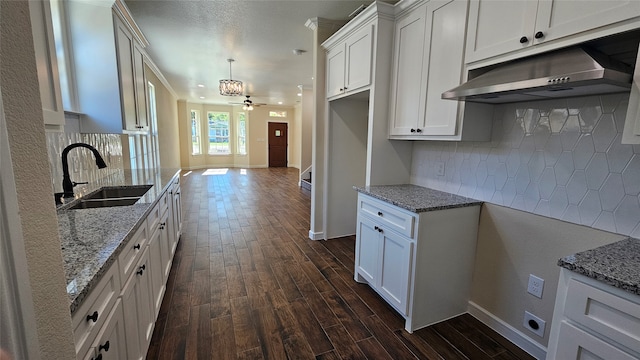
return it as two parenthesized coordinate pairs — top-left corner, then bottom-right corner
(229, 95), (266, 110)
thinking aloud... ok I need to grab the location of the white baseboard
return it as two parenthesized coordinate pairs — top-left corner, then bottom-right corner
(468, 301), (547, 360)
(308, 230), (324, 241)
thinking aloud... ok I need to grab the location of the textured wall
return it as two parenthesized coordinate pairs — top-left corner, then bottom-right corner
(411, 93), (640, 236)
(0, 1), (75, 358)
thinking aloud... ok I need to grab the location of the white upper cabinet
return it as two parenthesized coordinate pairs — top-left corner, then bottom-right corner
(389, 0), (493, 141)
(114, 16), (149, 132)
(466, 0), (640, 64)
(29, 0), (65, 129)
(325, 25), (374, 99)
(66, 0), (149, 134)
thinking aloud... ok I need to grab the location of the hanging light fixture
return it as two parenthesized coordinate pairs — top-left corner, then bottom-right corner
(219, 59), (243, 96)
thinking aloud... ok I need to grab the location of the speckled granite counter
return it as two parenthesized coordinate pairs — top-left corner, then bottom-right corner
(353, 184), (482, 213)
(558, 237), (640, 296)
(57, 168), (180, 314)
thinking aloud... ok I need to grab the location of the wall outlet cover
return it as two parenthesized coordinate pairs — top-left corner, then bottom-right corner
(527, 274), (544, 298)
(523, 311), (545, 337)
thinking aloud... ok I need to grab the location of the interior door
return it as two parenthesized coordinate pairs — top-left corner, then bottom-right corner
(268, 122), (288, 167)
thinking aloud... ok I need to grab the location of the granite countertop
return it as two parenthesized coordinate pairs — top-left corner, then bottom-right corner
(558, 237), (640, 296)
(58, 168), (180, 314)
(354, 184), (482, 213)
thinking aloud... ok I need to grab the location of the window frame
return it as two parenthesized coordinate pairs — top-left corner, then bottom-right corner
(207, 111), (231, 155)
(190, 109), (202, 155)
(237, 112), (247, 155)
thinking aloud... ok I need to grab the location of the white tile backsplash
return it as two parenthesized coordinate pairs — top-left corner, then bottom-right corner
(46, 132), (124, 193)
(411, 93), (640, 236)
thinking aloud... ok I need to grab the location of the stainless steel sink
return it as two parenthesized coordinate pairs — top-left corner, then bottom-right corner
(84, 185), (152, 200)
(67, 197), (141, 209)
(65, 185), (153, 209)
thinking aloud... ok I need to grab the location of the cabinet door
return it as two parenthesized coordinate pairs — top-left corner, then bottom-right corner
(326, 45), (346, 98)
(355, 216), (381, 284)
(534, 0), (640, 46)
(114, 17), (138, 132)
(159, 209), (172, 279)
(121, 248), (153, 360)
(171, 183), (182, 248)
(133, 44), (149, 131)
(344, 25), (374, 94)
(465, 0), (539, 63)
(91, 299), (128, 360)
(421, 0), (466, 136)
(379, 229), (413, 316)
(148, 225), (165, 317)
(29, 0), (65, 127)
(389, 4), (428, 136)
(555, 321), (638, 360)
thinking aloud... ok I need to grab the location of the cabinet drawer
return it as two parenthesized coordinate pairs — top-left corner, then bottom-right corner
(564, 278), (640, 353)
(117, 222), (148, 283)
(556, 321), (637, 360)
(359, 195), (415, 238)
(159, 188), (170, 215)
(72, 263), (121, 357)
(146, 201), (161, 234)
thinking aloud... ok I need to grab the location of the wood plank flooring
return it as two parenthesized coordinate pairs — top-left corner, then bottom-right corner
(147, 168), (535, 360)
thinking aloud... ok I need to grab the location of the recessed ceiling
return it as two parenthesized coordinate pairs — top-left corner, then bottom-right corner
(124, 0), (381, 107)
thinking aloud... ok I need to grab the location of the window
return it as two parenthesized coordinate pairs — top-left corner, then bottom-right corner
(191, 110), (201, 155)
(237, 112), (247, 155)
(148, 82), (160, 168)
(269, 111), (287, 117)
(50, 0), (77, 111)
(208, 111), (230, 154)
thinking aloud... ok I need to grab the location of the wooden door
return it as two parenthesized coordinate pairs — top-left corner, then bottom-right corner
(268, 122), (288, 167)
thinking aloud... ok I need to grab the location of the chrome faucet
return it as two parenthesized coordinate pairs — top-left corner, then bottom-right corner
(59, 143), (107, 199)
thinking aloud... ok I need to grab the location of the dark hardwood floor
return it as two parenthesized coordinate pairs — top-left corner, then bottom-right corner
(147, 168), (534, 360)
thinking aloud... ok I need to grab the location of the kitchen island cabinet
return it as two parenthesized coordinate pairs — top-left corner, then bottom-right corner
(354, 185), (482, 332)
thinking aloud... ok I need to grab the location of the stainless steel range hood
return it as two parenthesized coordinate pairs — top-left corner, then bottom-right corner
(442, 46), (634, 104)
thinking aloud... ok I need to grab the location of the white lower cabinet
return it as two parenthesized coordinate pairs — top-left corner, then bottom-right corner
(72, 264), (121, 357)
(82, 299), (127, 360)
(148, 213), (166, 316)
(378, 231), (413, 315)
(159, 207), (172, 280)
(547, 269), (640, 359)
(121, 246), (153, 360)
(72, 174), (183, 359)
(354, 193), (479, 332)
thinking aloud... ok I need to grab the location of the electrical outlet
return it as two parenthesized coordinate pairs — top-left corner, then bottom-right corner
(523, 311), (545, 337)
(527, 274), (544, 298)
(435, 161), (445, 176)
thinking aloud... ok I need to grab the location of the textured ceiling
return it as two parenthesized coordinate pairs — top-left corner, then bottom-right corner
(124, 0), (379, 106)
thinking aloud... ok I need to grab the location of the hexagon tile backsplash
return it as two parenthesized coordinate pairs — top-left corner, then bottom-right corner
(411, 93), (640, 237)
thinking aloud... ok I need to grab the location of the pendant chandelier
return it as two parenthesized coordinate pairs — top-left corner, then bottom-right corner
(219, 59), (243, 96)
